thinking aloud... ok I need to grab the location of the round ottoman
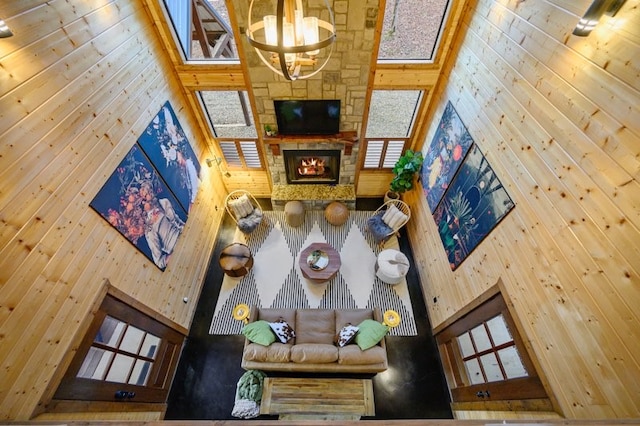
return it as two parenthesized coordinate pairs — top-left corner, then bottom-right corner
(284, 200), (305, 227)
(324, 201), (349, 226)
(376, 249), (410, 284)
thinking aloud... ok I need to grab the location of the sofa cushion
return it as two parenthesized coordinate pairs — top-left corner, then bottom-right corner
(295, 310), (335, 345)
(290, 344), (338, 363)
(338, 344), (387, 365)
(269, 319), (295, 343)
(335, 310), (373, 335)
(355, 319), (389, 350)
(244, 342), (291, 363)
(242, 320), (276, 346)
(258, 309), (296, 324)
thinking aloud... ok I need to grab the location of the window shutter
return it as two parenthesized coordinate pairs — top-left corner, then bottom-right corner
(382, 140), (405, 168)
(239, 141), (262, 168)
(363, 141), (384, 168)
(219, 142), (242, 167)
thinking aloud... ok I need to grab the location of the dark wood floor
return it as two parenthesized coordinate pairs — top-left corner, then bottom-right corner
(165, 199), (452, 420)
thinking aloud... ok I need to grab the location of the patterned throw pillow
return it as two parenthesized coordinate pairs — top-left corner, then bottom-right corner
(336, 324), (359, 347)
(269, 319), (296, 343)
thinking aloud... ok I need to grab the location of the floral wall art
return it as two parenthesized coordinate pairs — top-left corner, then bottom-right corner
(432, 144), (515, 270)
(90, 102), (199, 271)
(137, 101), (201, 213)
(420, 101), (474, 213)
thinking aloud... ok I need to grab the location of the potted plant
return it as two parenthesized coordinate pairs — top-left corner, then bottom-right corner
(386, 149), (424, 202)
(264, 124), (277, 137)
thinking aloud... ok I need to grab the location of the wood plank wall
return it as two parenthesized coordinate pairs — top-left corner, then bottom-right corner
(405, 0), (640, 419)
(0, 0), (226, 420)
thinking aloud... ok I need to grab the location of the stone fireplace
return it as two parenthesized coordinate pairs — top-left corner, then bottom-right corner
(266, 140), (359, 210)
(283, 149), (340, 185)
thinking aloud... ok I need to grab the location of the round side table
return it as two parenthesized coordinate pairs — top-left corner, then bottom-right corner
(219, 243), (254, 277)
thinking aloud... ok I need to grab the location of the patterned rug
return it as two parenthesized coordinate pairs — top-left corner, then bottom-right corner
(209, 211), (417, 336)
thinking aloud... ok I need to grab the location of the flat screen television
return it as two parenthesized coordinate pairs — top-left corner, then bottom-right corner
(274, 100), (340, 136)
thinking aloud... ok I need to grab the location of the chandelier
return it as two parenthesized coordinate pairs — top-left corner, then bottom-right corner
(246, 0), (336, 81)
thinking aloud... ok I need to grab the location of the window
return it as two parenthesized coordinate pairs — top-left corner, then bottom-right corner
(362, 90), (422, 169)
(436, 290), (550, 405)
(456, 314), (528, 385)
(162, 0), (238, 60)
(54, 294), (185, 403)
(365, 90), (422, 138)
(199, 91), (256, 139)
(378, 0), (451, 61)
(76, 316), (161, 386)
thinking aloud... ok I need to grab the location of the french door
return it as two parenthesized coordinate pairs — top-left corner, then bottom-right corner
(436, 292), (549, 404)
(54, 294), (184, 403)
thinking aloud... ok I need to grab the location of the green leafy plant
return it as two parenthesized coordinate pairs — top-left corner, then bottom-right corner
(389, 149), (424, 194)
(264, 124), (276, 136)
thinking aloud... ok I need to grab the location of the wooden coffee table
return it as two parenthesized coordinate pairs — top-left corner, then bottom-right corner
(299, 242), (341, 283)
(260, 377), (374, 419)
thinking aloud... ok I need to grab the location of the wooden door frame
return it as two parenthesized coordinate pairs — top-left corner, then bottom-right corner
(434, 280), (561, 415)
(35, 280), (187, 417)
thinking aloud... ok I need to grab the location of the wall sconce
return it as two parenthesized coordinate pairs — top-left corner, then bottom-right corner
(573, 0), (627, 36)
(206, 157), (231, 177)
(0, 19), (13, 38)
(246, 0), (336, 81)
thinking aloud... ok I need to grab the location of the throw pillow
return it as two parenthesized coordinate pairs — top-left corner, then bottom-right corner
(382, 204), (407, 230)
(242, 320), (276, 346)
(336, 324), (359, 347)
(230, 194), (254, 219)
(229, 198), (245, 219)
(355, 319), (389, 350)
(238, 194), (254, 217)
(389, 208), (408, 229)
(382, 204), (399, 224)
(269, 319), (296, 343)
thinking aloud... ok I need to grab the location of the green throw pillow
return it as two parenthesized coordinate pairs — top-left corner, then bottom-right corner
(355, 319), (389, 350)
(242, 320), (276, 346)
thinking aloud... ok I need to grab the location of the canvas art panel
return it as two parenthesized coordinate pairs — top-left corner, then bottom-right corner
(433, 144), (515, 270)
(90, 143), (188, 271)
(137, 101), (201, 213)
(420, 101), (474, 213)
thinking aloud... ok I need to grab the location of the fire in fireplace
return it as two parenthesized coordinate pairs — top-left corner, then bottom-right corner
(284, 149), (340, 185)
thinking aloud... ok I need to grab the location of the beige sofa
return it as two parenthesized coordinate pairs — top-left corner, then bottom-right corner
(241, 307), (388, 373)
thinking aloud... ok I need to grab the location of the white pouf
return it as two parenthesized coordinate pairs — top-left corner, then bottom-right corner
(376, 249), (410, 285)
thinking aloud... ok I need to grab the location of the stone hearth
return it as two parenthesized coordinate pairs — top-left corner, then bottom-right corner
(266, 140), (358, 210)
(271, 184), (356, 211)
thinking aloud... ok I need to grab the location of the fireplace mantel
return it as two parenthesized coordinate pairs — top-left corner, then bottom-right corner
(263, 130), (358, 155)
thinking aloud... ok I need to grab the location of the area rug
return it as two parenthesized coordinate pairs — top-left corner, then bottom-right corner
(209, 211), (418, 336)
